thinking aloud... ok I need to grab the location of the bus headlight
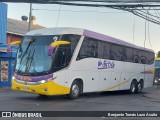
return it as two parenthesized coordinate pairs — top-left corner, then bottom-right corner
(39, 80), (46, 84)
(12, 76), (15, 80)
(37, 78), (53, 84)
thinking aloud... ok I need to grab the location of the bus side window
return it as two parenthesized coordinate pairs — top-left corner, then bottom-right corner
(110, 44), (122, 61)
(110, 45), (115, 60)
(140, 51), (147, 64)
(77, 37), (98, 60)
(133, 49), (141, 63)
(88, 39), (98, 58)
(126, 47), (134, 62)
(134, 56), (139, 63)
(147, 52), (155, 64)
(101, 42), (110, 59)
(140, 57), (147, 64)
(121, 47), (127, 61)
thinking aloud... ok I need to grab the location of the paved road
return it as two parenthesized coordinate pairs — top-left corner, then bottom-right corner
(0, 86), (160, 120)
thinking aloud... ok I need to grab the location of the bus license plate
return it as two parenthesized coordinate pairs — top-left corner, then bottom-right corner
(22, 86), (29, 91)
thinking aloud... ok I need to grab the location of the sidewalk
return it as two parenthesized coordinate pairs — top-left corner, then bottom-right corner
(143, 85), (160, 101)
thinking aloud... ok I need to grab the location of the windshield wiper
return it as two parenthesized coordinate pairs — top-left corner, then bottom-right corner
(19, 38), (36, 64)
(17, 39), (36, 73)
(25, 48), (35, 73)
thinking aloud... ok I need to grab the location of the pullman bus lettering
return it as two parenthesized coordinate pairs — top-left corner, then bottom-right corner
(98, 60), (115, 69)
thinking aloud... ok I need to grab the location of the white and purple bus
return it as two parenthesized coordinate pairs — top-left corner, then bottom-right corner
(12, 27), (155, 99)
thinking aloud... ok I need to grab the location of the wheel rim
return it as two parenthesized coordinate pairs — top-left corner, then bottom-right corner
(138, 83), (142, 92)
(72, 84), (79, 97)
(131, 83), (136, 93)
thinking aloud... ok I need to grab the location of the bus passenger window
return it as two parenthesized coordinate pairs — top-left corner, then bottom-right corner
(133, 49), (141, 63)
(121, 47), (127, 61)
(141, 57), (147, 64)
(99, 42), (110, 59)
(126, 47), (134, 62)
(134, 57), (139, 63)
(77, 37), (98, 60)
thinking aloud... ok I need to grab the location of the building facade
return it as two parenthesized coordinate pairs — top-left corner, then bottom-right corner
(7, 18), (45, 44)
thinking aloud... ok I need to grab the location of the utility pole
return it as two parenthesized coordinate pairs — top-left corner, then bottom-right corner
(28, 3), (32, 31)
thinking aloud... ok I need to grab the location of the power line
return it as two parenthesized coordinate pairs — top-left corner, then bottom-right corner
(132, 16), (135, 44)
(2, 0), (160, 4)
(147, 10), (152, 48)
(32, 8), (129, 13)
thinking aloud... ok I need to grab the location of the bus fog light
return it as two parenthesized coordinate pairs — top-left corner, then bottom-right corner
(44, 88), (48, 91)
(31, 89), (35, 92)
(16, 87), (20, 90)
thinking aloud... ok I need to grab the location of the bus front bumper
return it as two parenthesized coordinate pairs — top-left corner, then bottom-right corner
(12, 79), (70, 96)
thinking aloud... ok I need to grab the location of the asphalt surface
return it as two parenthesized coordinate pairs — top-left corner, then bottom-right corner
(0, 86), (160, 120)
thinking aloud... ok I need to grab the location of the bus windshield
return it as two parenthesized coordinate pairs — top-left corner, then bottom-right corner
(15, 34), (80, 76)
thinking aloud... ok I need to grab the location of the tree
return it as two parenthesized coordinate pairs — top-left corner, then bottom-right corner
(157, 51), (160, 57)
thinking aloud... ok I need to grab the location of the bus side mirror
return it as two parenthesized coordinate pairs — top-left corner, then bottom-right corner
(48, 40), (70, 56)
(7, 41), (21, 54)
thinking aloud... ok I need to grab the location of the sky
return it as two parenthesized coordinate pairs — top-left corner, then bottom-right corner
(6, 2), (160, 54)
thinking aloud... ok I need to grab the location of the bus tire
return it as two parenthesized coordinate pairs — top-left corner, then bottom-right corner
(67, 81), (80, 99)
(129, 81), (137, 94)
(136, 81), (143, 93)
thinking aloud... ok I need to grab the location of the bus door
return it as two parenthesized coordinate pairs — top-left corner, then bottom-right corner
(52, 44), (72, 88)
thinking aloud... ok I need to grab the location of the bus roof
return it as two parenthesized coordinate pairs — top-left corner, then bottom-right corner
(26, 27), (154, 53)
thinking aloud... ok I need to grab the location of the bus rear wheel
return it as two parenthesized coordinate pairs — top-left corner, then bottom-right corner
(67, 81), (80, 99)
(136, 81), (143, 93)
(129, 81), (137, 94)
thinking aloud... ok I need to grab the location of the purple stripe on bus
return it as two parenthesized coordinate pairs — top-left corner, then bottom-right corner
(141, 71), (154, 74)
(83, 29), (153, 52)
(48, 45), (55, 56)
(13, 73), (54, 82)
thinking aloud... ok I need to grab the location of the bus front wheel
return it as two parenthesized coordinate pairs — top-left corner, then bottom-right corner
(67, 81), (80, 99)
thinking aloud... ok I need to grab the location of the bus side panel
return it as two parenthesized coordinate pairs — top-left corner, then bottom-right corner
(99, 71), (111, 91)
(143, 64), (154, 88)
(119, 73), (130, 90)
(68, 58), (100, 93)
(53, 70), (70, 94)
(67, 70), (87, 92)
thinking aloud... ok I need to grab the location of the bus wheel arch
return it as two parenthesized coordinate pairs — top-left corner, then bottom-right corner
(67, 78), (83, 99)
